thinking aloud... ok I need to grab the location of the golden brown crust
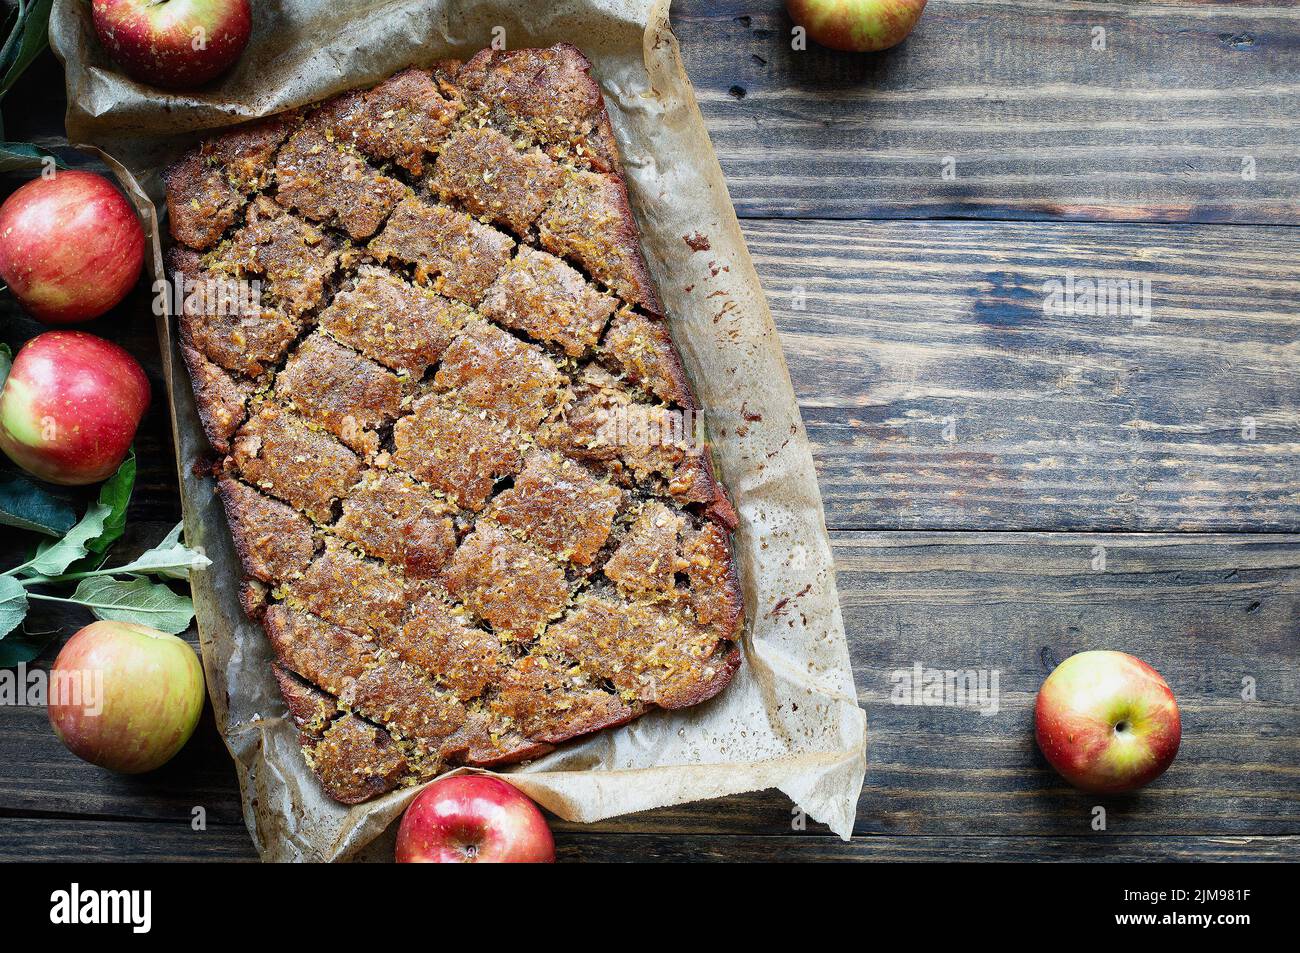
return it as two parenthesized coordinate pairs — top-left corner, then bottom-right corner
(542, 366), (716, 506)
(264, 605), (374, 694)
(273, 333), (403, 455)
(322, 67), (462, 176)
(178, 343), (253, 455)
(265, 606), (464, 765)
(340, 662), (467, 752)
(543, 591), (736, 710)
(228, 403), (362, 522)
(391, 594), (501, 701)
(480, 246), (617, 356)
(455, 43), (621, 173)
(682, 521), (744, 637)
(274, 121), (405, 239)
(452, 726), (555, 768)
(604, 309), (693, 405)
(225, 197), (343, 315)
(216, 477), (316, 583)
(239, 579), (270, 620)
(164, 152), (244, 250)
(167, 46), (743, 806)
(272, 664), (335, 738)
(287, 538), (406, 639)
(318, 265), (470, 376)
(391, 394), (523, 512)
(443, 524), (570, 641)
(603, 500), (685, 596)
(203, 112), (300, 192)
(536, 169), (661, 313)
(370, 196), (514, 304)
(488, 654), (645, 744)
(334, 469), (458, 576)
(168, 245), (303, 379)
(429, 127), (563, 235)
(484, 451), (621, 566)
(165, 114), (299, 251)
(432, 320), (566, 432)
(312, 714), (409, 804)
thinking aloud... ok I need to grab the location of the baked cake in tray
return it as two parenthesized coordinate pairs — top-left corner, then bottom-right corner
(164, 43), (743, 805)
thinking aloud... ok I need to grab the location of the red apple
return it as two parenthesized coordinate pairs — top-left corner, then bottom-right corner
(786, 0), (928, 53)
(0, 170), (144, 324)
(48, 621), (205, 774)
(396, 776), (555, 863)
(92, 0), (252, 90)
(1035, 650), (1181, 794)
(0, 331), (150, 486)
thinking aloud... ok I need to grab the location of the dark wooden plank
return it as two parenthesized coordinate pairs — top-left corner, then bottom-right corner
(0, 818), (1294, 862)
(0, 818), (258, 862)
(0, 685), (247, 828)
(12, 5), (1300, 227)
(6, 532), (1295, 845)
(556, 833), (1300, 863)
(838, 531), (1300, 836)
(747, 218), (1300, 532)
(672, 0), (1300, 223)
(0, 14), (1295, 864)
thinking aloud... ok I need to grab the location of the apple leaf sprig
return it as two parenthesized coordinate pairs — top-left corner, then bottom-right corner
(0, 449), (211, 667)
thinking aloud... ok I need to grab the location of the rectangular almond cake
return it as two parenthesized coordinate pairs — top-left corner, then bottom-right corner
(164, 44), (742, 804)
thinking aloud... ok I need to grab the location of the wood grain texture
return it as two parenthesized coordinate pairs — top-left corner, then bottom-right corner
(0, 819), (258, 862)
(2, 15), (1298, 862)
(553, 833), (1300, 863)
(4, 532), (1295, 848)
(0, 819), (1294, 863)
(672, 0), (1300, 223)
(746, 218), (1300, 532)
(839, 531), (1300, 836)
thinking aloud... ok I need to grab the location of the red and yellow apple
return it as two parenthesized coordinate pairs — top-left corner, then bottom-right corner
(786, 0), (928, 53)
(92, 0), (253, 90)
(1035, 650), (1181, 794)
(0, 330), (150, 486)
(48, 621), (206, 774)
(396, 775), (556, 863)
(0, 169), (144, 324)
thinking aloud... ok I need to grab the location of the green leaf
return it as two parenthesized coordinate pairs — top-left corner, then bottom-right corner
(0, 574), (26, 639)
(0, 140), (64, 173)
(0, 624), (54, 667)
(0, 0), (29, 83)
(105, 521), (211, 580)
(0, 0), (53, 99)
(85, 449), (136, 557)
(0, 341), (11, 386)
(67, 576), (195, 635)
(0, 470), (75, 536)
(23, 501), (110, 577)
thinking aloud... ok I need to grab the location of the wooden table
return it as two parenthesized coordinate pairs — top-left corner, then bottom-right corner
(1, 1), (1296, 862)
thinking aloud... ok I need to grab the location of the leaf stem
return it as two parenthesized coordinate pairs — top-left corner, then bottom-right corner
(25, 592), (183, 615)
(2, 557), (37, 578)
(18, 559), (199, 587)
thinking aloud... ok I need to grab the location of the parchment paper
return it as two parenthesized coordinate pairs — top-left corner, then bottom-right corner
(50, 0), (867, 861)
